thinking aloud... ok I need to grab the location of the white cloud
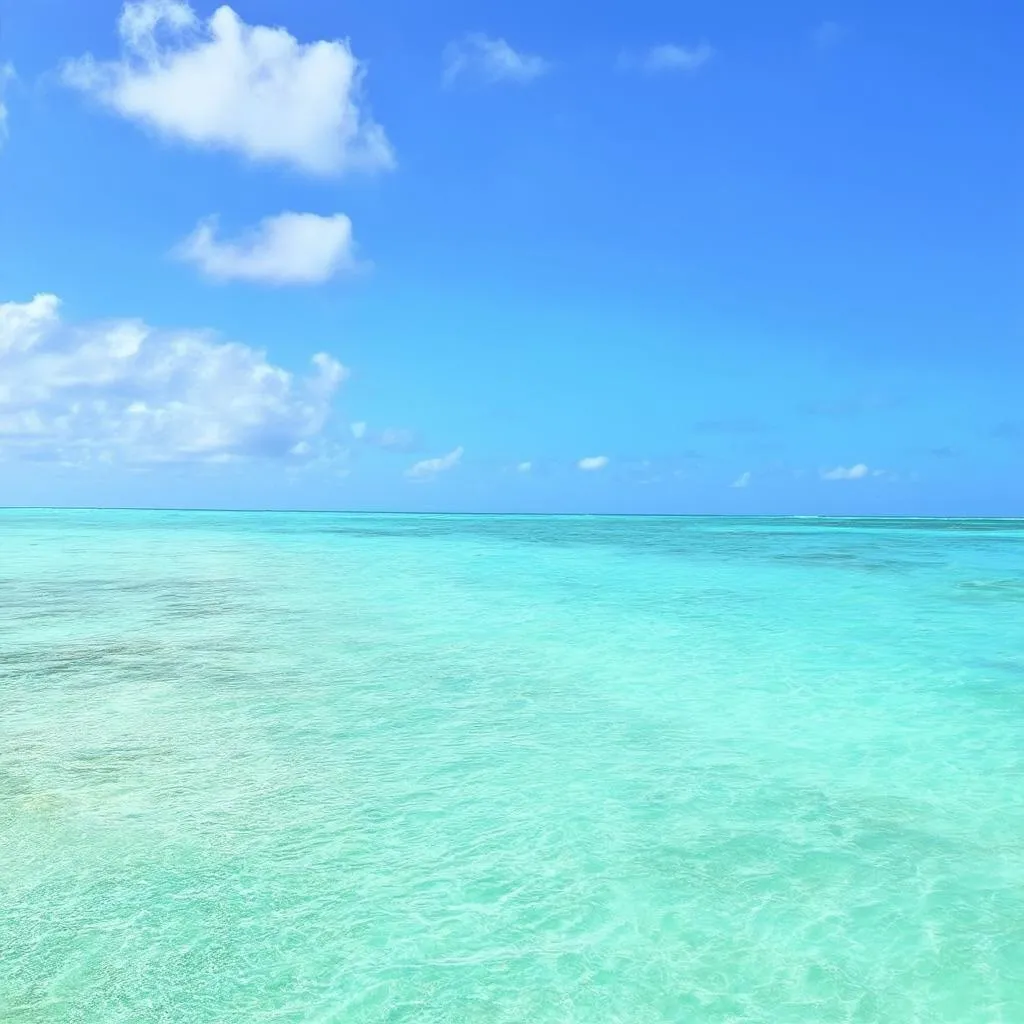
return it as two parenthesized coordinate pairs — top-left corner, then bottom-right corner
(174, 212), (360, 285)
(578, 455), (609, 471)
(443, 34), (549, 86)
(821, 463), (870, 481)
(62, 0), (394, 176)
(0, 292), (347, 464)
(731, 471), (751, 488)
(517, 461), (532, 472)
(639, 42), (714, 74)
(406, 446), (463, 480)
(0, 63), (15, 146)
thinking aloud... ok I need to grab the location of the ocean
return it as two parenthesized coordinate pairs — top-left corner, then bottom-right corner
(1, 510), (1022, 1022)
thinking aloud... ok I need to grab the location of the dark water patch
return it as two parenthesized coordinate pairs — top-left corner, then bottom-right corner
(0, 602), (96, 626)
(810, 517), (1024, 535)
(0, 576), (258, 633)
(954, 659), (1024, 710)
(859, 557), (947, 573)
(974, 657), (1024, 677)
(0, 576), (245, 598)
(224, 517), (1024, 582)
(951, 579), (1024, 605)
(0, 768), (36, 801)
(637, 773), (1004, 905)
(765, 550), (945, 575)
(772, 550), (866, 566)
(154, 593), (256, 622)
(956, 578), (1024, 594)
(0, 638), (199, 683)
(70, 744), (182, 779)
(294, 525), (441, 541)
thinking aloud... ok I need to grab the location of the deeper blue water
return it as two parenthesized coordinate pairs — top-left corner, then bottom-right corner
(1, 511), (1022, 1022)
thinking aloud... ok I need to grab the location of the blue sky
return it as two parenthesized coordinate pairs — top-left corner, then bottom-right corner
(0, 0), (1019, 514)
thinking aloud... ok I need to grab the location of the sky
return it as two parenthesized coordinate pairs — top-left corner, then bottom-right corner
(0, 0), (1020, 515)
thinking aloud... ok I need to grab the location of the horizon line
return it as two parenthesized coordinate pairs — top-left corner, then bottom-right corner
(1, 505), (1022, 522)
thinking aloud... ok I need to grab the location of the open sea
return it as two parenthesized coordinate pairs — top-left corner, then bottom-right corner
(1, 509), (1022, 1023)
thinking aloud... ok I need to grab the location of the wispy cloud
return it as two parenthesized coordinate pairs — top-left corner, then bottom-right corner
(174, 212), (361, 285)
(443, 33), (549, 86)
(578, 455), (609, 471)
(517, 461), (532, 473)
(622, 42), (714, 75)
(646, 42), (714, 73)
(821, 463), (870, 481)
(350, 422), (419, 452)
(0, 64), (15, 146)
(372, 427), (418, 452)
(62, 1), (394, 176)
(731, 471), (751, 488)
(406, 446), (463, 480)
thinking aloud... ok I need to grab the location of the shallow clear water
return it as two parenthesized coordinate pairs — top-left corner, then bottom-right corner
(1, 511), (1022, 1023)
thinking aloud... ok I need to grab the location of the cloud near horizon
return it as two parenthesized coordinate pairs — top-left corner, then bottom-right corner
(62, 0), (394, 176)
(174, 212), (361, 285)
(406, 446), (463, 480)
(443, 34), (549, 86)
(0, 293), (347, 465)
(821, 463), (870, 481)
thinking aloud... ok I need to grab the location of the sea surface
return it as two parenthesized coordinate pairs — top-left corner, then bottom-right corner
(1, 510), (1022, 1023)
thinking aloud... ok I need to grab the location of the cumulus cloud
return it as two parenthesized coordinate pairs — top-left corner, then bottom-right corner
(821, 463), (870, 481)
(174, 212), (360, 285)
(624, 42), (714, 74)
(0, 63), (15, 145)
(731, 471), (751, 488)
(406, 446), (463, 480)
(0, 293), (347, 464)
(578, 455), (609, 471)
(62, 0), (394, 176)
(443, 33), (549, 86)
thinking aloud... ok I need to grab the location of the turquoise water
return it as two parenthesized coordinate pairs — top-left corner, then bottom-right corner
(1, 511), (1023, 1023)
